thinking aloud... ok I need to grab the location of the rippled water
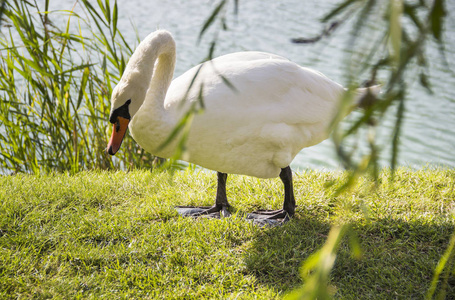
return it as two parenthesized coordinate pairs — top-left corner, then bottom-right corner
(55, 0), (455, 170)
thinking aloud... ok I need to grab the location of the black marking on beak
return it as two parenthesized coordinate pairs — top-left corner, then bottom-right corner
(109, 99), (131, 124)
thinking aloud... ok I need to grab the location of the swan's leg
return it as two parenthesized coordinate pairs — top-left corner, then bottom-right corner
(211, 172), (231, 217)
(280, 166), (296, 216)
(175, 172), (231, 218)
(247, 166), (295, 223)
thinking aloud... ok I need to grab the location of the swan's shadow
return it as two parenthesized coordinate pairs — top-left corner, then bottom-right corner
(240, 215), (455, 297)
(241, 216), (330, 291)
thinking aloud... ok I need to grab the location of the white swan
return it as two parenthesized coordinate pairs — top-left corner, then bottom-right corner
(107, 30), (379, 223)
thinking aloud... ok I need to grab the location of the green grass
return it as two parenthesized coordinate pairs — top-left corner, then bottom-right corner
(0, 169), (454, 299)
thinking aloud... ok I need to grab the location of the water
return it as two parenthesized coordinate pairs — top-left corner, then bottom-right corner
(54, 0), (455, 170)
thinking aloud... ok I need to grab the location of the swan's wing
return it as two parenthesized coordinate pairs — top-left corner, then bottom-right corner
(165, 54), (344, 126)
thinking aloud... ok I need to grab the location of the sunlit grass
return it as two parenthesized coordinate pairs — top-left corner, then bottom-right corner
(1, 168), (453, 299)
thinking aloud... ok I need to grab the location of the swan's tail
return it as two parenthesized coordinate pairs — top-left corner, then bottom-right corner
(353, 85), (382, 109)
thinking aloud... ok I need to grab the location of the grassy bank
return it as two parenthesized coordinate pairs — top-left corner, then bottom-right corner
(1, 169), (454, 299)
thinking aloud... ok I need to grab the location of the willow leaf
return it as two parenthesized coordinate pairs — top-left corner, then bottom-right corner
(430, 0), (446, 42)
(198, 0), (226, 42)
(321, 0), (359, 22)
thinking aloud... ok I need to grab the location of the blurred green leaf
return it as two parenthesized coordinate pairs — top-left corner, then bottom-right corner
(430, 0), (445, 42)
(112, 0), (118, 37)
(391, 94), (405, 174)
(321, 0), (359, 22)
(427, 231), (455, 299)
(389, 0), (403, 66)
(286, 225), (350, 300)
(199, 0), (226, 42)
(419, 72), (433, 94)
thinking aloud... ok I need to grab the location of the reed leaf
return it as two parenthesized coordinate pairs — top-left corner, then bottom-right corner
(0, 0), (152, 173)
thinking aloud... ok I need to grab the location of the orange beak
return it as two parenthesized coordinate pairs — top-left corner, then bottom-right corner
(107, 116), (130, 155)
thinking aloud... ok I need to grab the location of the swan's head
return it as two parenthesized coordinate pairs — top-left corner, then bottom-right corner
(107, 80), (146, 155)
(107, 97), (131, 155)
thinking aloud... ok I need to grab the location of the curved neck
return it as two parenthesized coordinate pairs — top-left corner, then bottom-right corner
(123, 30), (176, 117)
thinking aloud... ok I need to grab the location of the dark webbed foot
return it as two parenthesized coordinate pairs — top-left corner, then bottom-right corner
(176, 172), (230, 219)
(247, 209), (289, 219)
(175, 204), (230, 218)
(246, 209), (291, 226)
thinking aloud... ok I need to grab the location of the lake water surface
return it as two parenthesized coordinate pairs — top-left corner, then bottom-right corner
(54, 0), (455, 170)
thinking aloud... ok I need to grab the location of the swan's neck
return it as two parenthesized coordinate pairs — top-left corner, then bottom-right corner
(123, 30), (176, 117)
(123, 31), (181, 157)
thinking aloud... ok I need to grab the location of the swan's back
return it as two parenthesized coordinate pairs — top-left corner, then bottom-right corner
(166, 52), (344, 121)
